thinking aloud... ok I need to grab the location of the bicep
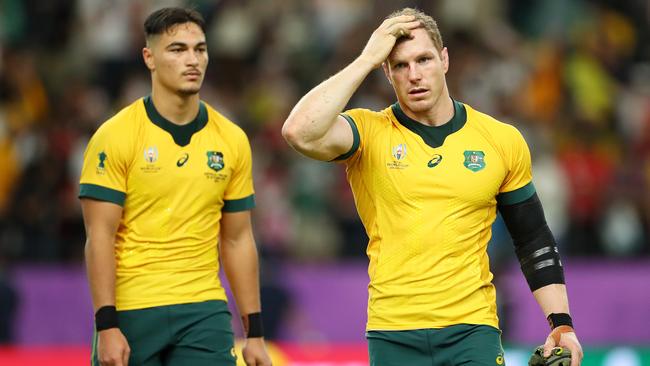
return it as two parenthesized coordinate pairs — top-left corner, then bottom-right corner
(80, 198), (123, 240)
(299, 115), (355, 161)
(220, 210), (253, 246)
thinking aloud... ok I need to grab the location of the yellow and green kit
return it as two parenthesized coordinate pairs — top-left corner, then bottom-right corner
(339, 99), (534, 332)
(80, 96), (255, 311)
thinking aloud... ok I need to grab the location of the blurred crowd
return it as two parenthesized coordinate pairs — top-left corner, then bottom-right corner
(1, 0), (649, 270)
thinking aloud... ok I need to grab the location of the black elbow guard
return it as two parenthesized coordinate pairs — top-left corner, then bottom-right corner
(498, 193), (565, 291)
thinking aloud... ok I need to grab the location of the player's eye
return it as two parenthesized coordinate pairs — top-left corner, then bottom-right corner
(418, 57), (431, 64)
(394, 63), (406, 69)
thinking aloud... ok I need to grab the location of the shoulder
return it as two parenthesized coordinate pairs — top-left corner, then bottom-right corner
(464, 103), (525, 142)
(92, 98), (144, 140)
(343, 106), (393, 127)
(205, 103), (248, 139)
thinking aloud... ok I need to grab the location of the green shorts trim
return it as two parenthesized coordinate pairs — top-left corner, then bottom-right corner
(367, 324), (505, 366)
(91, 300), (237, 366)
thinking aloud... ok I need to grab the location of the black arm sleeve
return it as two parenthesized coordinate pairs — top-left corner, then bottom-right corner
(498, 192), (565, 291)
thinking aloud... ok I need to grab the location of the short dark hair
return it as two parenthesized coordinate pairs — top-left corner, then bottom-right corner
(144, 7), (206, 39)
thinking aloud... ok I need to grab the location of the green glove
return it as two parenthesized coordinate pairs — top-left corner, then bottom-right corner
(528, 346), (572, 366)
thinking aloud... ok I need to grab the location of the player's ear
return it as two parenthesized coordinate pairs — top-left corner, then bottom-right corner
(440, 47), (449, 73)
(382, 62), (392, 85)
(143, 47), (155, 71)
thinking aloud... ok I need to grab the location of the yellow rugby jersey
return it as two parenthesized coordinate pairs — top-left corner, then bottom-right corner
(79, 96), (255, 311)
(339, 99), (535, 331)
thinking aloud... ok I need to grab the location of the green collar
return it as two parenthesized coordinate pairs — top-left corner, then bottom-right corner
(391, 99), (467, 148)
(143, 95), (208, 147)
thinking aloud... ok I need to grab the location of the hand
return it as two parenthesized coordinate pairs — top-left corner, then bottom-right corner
(242, 337), (272, 366)
(358, 15), (421, 68)
(97, 328), (130, 366)
(543, 328), (583, 366)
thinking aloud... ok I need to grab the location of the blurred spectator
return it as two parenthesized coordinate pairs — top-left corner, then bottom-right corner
(0, 0), (648, 265)
(0, 0), (648, 354)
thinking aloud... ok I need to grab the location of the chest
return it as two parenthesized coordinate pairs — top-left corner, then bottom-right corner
(127, 127), (234, 206)
(362, 127), (506, 205)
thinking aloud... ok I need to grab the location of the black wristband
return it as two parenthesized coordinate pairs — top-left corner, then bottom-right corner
(547, 313), (573, 330)
(243, 312), (264, 338)
(95, 305), (119, 331)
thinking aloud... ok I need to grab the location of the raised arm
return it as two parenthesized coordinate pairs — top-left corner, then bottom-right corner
(281, 15), (420, 161)
(220, 210), (271, 366)
(81, 198), (130, 366)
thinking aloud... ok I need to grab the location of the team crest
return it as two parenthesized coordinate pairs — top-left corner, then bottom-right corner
(207, 151), (225, 172)
(463, 150), (486, 172)
(392, 144), (407, 160)
(144, 146), (158, 163)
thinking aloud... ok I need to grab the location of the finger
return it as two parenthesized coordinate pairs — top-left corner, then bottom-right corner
(543, 337), (555, 357)
(387, 21), (421, 38)
(122, 348), (130, 366)
(569, 347), (583, 366)
(382, 15), (416, 28)
(387, 20), (420, 32)
(571, 354), (579, 366)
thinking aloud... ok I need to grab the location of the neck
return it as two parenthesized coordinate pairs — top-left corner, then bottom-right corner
(150, 83), (200, 126)
(400, 87), (454, 127)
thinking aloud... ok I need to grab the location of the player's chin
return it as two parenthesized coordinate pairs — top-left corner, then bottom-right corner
(178, 85), (202, 96)
(405, 99), (434, 113)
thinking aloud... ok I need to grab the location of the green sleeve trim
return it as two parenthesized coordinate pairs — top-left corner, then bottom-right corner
(333, 114), (360, 161)
(497, 181), (536, 205)
(223, 194), (256, 212)
(79, 184), (126, 206)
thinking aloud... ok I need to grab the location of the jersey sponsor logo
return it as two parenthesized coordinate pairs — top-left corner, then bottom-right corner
(207, 151), (225, 172)
(391, 144), (407, 160)
(463, 150), (486, 172)
(144, 146), (159, 163)
(176, 153), (189, 167)
(427, 154), (443, 168)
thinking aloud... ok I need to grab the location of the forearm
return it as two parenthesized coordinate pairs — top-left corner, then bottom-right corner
(85, 237), (117, 312)
(282, 57), (374, 146)
(221, 235), (261, 316)
(532, 283), (570, 317)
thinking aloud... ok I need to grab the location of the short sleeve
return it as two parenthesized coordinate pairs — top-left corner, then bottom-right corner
(497, 126), (535, 205)
(334, 108), (374, 164)
(223, 130), (255, 212)
(79, 122), (129, 206)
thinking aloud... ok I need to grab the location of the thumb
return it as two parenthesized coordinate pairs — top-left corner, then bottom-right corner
(543, 336), (555, 357)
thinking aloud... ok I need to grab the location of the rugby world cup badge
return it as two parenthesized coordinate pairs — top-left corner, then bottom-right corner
(392, 144), (407, 161)
(144, 146), (158, 163)
(97, 151), (107, 169)
(207, 151), (225, 172)
(463, 150), (486, 172)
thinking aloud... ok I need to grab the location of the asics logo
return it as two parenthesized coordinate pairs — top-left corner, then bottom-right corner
(427, 154), (442, 168)
(177, 153), (189, 167)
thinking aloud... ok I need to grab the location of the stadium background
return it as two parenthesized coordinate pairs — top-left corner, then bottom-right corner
(1, 0), (649, 365)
